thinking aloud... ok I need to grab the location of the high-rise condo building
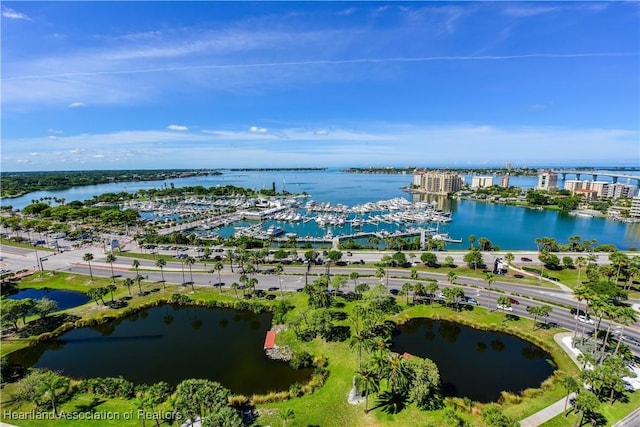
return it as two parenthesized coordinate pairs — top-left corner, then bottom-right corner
(412, 171), (464, 194)
(536, 170), (558, 190)
(471, 176), (494, 188)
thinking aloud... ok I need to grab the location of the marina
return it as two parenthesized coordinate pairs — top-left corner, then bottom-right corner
(4, 169), (639, 250)
(126, 195), (463, 249)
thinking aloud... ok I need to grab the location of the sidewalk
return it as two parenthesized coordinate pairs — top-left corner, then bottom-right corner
(519, 332), (579, 426)
(519, 392), (575, 427)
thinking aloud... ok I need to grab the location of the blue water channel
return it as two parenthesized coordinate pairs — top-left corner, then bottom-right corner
(3, 169), (638, 250)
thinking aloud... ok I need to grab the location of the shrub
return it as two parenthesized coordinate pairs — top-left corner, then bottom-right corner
(290, 351), (313, 370)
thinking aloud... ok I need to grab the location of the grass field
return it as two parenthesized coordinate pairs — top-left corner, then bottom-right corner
(1, 271), (638, 427)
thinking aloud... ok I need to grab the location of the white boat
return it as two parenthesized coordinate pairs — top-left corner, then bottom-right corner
(266, 225), (285, 237)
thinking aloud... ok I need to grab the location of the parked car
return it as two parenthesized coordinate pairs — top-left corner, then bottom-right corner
(575, 315), (594, 324)
(465, 297), (479, 305)
(621, 335), (640, 346)
(520, 257), (532, 262)
(497, 304), (513, 312)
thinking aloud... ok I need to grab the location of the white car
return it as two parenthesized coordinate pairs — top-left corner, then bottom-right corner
(497, 304), (513, 312)
(575, 315), (594, 324)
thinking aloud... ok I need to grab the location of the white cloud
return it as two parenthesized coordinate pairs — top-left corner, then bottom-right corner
(48, 129), (64, 134)
(49, 136), (58, 140)
(2, 6), (29, 20)
(249, 126), (268, 133)
(313, 129), (329, 136)
(2, 123), (637, 172)
(530, 103), (553, 110)
(29, 152), (39, 156)
(68, 102), (86, 108)
(168, 124), (188, 131)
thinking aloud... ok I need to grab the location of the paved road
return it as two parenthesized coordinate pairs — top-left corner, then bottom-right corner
(2, 242), (640, 355)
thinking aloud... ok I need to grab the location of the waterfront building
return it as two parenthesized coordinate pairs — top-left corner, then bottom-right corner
(564, 180), (610, 199)
(536, 170), (558, 191)
(412, 171), (464, 194)
(499, 175), (510, 188)
(631, 196), (640, 218)
(605, 183), (638, 198)
(505, 162), (512, 171)
(471, 176), (494, 189)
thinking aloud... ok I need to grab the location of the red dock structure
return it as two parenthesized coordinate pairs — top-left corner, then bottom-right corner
(264, 330), (276, 349)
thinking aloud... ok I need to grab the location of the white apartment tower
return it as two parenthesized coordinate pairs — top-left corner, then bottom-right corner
(536, 170), (558, 191)
(413, 171), (464, 194)
(471, 176), (494, 188)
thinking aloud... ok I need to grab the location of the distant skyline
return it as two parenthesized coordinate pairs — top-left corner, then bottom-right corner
(2, 1), (638, 172)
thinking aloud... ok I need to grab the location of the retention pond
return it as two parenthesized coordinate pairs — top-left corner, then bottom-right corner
(7, 305), (310, 395)
(391, 318), (556, 402)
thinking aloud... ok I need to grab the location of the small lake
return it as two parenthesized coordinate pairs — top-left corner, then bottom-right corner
(391, 318), (555, 402)
(7, 305), (311, 394)
(6, 288), (91, 311)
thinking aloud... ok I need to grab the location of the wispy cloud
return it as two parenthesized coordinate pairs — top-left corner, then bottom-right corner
(68, 102), (85, 108)
(6, 52), (636, 82)
(501, 5), (558, 18)
(249, 126), (268, 133)
(2, 123), (637, 171)
(167, 124), (188, 131)
(2, 6), (30, 20)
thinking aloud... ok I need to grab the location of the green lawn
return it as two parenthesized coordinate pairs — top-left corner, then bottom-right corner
(540, 389), (640, 427)
(2, 271), (638, 427)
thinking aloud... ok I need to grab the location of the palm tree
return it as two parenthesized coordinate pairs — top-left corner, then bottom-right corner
(575, 256), (586, 287)
(527, 305), (544, 330)
(504, 252), (514, 266)
(354, 367), (380, 413)
(123, 278), (134, 296)
(155, 258), (166, 288)
(214, 261), (224, 293)
(401, 282), (413, 305)
(349, 330), (372, 371)
(573, 285), (591, 345)
(185, 256), (196, 290)
(386, 352), (411, 394)
(107, 283), (117, 302)
(559, 375), (579, 412)
(105, 253), (117, 283)
(496, 295), (511, 314)
(447, 271), (457, 285)
(614, 307), (637, 355)
(275, 264), (285, 296)
(375, 266), (386, 288)
(426, 282), (439, 305)
(83, 253), (94, 280)
(136, 274), (144, 295)
(247, 277), (258, 296)
(230, 282), (240, 300)
(589, 296), (609, 355)
(410, 269), (419, 281)
(484, 272), (495, 290)
(132, 259), (140, 276)
(413, 282), (425, 304)
(40, 371), (69, 417)
(224, 249), (235, 273)
(350, 271), (360, 290)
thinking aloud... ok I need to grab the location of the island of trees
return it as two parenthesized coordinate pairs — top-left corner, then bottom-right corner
(0, 169), (222, 199)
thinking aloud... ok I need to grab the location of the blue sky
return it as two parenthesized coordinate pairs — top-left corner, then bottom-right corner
(2, 1), (639, 171)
